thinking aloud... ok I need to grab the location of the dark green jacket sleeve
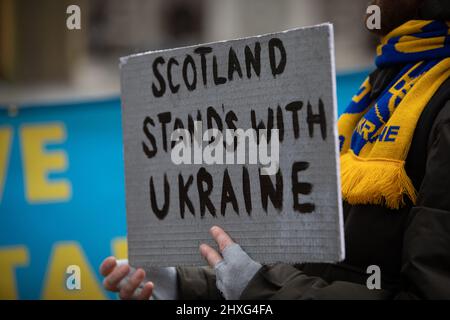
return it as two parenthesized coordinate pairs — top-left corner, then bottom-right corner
(240, 109), (450, 300)
(176, 266), (223, 300)
(240, 264), (392, 300)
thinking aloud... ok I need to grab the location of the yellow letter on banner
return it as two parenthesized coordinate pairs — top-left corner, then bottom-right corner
(42, 242), (106, 300)
(0, 127), (12, 203)
(112, 237), (128, 260)
(20, 123), (71, 203)
(0, 246), (29, 300)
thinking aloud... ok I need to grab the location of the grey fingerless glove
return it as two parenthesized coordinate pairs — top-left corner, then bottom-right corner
(214, 244), (262, 300)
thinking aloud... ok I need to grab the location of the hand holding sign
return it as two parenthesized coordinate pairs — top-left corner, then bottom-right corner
(200, 226), (262, 300)
(100, 257), (154, 300)
(200, 226), (235, 265)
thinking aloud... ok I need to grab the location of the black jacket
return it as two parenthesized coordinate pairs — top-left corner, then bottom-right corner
(175, 58), (450, 300)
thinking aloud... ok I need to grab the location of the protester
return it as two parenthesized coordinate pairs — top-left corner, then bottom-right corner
(100, 0), (450, 299)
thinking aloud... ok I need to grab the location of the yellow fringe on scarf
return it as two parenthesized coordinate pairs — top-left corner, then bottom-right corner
(340, 58), (450, 209)
(340, 151), (417, 210)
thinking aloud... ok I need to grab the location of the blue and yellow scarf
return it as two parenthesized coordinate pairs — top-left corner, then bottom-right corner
(338, 20), (450, 209)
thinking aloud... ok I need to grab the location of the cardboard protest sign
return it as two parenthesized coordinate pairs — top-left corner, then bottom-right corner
(120, 24), (344, 267)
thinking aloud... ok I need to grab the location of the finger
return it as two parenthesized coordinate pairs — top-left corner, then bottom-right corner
(103, 264), (130, 292)
(199, 243), (223, 267)
(100, 257), (117, 277)
(138, 282), (154, 300)
(119, 268), (145, 300)
(210, 226), (234, 252)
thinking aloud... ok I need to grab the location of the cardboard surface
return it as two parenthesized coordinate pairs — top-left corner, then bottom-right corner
(120, 24), (344, 267)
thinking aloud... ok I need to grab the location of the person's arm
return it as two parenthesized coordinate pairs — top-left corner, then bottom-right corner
(240, 264), (393, 299)
(240, 108), (450, 300)
(176, 266), (223, 300)
(394, 113), (450, 299)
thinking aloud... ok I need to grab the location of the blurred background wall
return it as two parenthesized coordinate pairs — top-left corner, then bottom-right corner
(0, 0), (376, 105)
(0, 0), (374, 299)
